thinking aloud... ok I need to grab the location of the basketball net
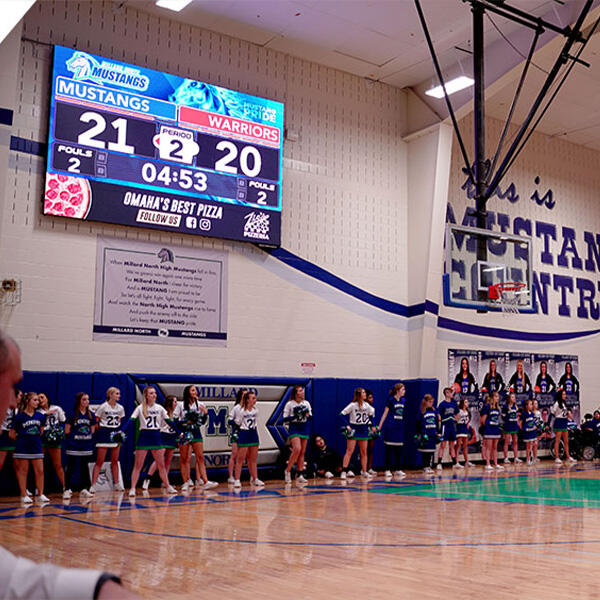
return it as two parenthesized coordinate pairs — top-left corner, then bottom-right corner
(488, 282), (526, 316)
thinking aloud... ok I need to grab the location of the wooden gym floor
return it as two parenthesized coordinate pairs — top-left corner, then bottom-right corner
(2, 462), (600, 599)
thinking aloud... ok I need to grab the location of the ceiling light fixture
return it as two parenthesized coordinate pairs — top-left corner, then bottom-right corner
(155, 0), (193, 12)
(425, 75), (474, 98)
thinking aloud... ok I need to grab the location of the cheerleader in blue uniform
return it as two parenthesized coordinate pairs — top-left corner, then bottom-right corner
(227, 388), (247, 484)
(534, 361), (556, 394)
(558, 362), (579, 393)
(522, 399), (538, 465)
(481, 360), (505, 394)
(0, 403), (17, 478)
(456, 397), (474, 467)
(453, 358), (477, 395)
(508, 360), (531, 394)
(233, 390), (263, 488)
(174, 385), (217, 491)
(10, 393), (49, 504)
(416, 394), (438, 476)
(378, 383), (406, 478)
(437, 387), (460, 470)
(144, 395), (179, 491)
(283, 385), (312, 484)
(127, 386), (178, 496)
(90, 387), (126, 493)
(532, 399), (543, 463)
(481, 392), (503, 471)
(551, 389), (576, 464)
(38, 392), (67, 495)
(339, 388), (376, 480)
(502, 392), (522, 464)
(63, 392), (96, 499)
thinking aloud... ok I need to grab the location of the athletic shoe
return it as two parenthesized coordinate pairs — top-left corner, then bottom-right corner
(495, 465), (505, 471)
(37, 494), (50, 503)
(195, 480), (203, 488)
(142, 479), (150, 491)
(296, 475), (308, 484)
(555, 458), (563, 464)
(568, 457), (577, 463)
(227, 476), (235, 484)
(89, 484), (97, 493)
(394, 470), (406, 478)
(165, 486), (178, 494)
(424, 468), (434, 477)
(454, 462), (465, 469)
(251, 479), (265, 487)
(503, 458), (511, 464)
(62, 489), (72, 499)
(347, 470), (355, 478)
(114, 483), (125, 492)
(80, 489), (93, 498)
(514, 457), (523, 463)
(324, 471), (334, 479)
(340, 472), (347, 480)
(384, 470), (392, 478)
(181, 481), (191, 491)
(527, 459), (533, 466)
(21, 495), (33, 504)
(284, 471), (292, 483)
(484, 465), (494, 471)
(128, 488), (136, 497)
(466, 462), (476, 467)
(436, 463), (443, 471)
(203, 481), (218, 490)
(367, 469), (377, 476)
(361, 471), (373, 479)
(233, 480), (242, 488)
(25, 489), (32, 497)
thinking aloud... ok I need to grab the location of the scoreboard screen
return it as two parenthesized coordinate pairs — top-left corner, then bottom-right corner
(44, 46), (284, 245)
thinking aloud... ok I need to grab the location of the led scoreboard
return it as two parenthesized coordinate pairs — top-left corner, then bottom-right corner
(44, 46), (284, 245)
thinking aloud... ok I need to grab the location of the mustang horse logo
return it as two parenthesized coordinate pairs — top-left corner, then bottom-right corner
(66, 52), (99, 82)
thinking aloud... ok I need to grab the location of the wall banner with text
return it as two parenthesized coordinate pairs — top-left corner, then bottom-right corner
(94, 236), (227, 345)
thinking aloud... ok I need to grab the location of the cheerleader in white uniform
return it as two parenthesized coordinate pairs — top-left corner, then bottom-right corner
(551, 389), (576, 464)
(283, 385), (312, 484)
(233, 391), (263, 488)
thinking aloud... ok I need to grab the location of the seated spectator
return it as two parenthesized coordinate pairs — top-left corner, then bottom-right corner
(310, 434), (342, 478)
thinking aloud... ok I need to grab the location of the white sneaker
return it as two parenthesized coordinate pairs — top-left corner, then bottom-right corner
(89, 484), (97, 493)
(37, 494), (50, 503)
(22, 495), (33, 504)
(384, 470), (392, 478)
(568, 457), (577, 463)
(436, 464), (443, 471)
(454, 462), (465, 469)
(394, 470), (406, 478)
(555, 458), (563, 464)
(203, 481), (218, 490)
(527, 459), (533, 466)
(128, 488), (136, 497)
(367, 469), (377, 476)
(25, 489), (32, 497)
(466, 462), (475, 467)
(340, 471), (347, 480)
(514, 457), (523, 463)
(495, 465), (505, 471)
(181, 481), (191, 491)
(485, 465), (494, 471)
(233, 480), (242, 488)
(195, 480), (203, 488)
(424, 468), (434, 476)
(284, 471), (292, 483)
(165, 485), (178, 494)
(347, 470), (355, 478)
(227, 476), (235, 484)
(296, 475), (308, 484)
(142, 479), (150, 491)
(361, 471), (373, 479)
(324, 471), (334, 479)
(80, 489), (93, 498)
(114, 483), (125, 492)
(252, 479), (265, 487)
(62, 489), (72, 499)
(503, 458), (511, 464)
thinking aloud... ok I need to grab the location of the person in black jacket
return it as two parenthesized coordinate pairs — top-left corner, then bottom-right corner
(310, 434), (342, 478)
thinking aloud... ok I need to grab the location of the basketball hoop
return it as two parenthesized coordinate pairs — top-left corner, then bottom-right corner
(488, 282), (527, 315)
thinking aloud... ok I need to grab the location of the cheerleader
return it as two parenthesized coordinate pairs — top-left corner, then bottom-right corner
(90, 387), (126, 493)
(534, 361), (556, 394)
(508, 359), (531, 394)
(378, 383), (406, 479)
(365, 390), (377, 476)
(38, 393), (67, 494)
(481, 359), (505, 394)
(453, 358), (477, 395)
(10, 393), (48, 503)
(127, 386), (177, 496)
(522, 399), (538, 465)
(143, 395), (179, 491)
(233, 390), (263, 487)
(437, 387), (460, 470)
(551, 389), (576, 464)
(502, 392), (522, 464)
(227, 388), (247, 484)
(0, 402), (17, 477)
(558, 362), (579, 393)
(174, 385), (218, 491)
(283, 385), (312, 484)
(416, 394), (438, 475)
(481, 392), (503, 471)
(456, 397), (475, 467)
(63, 392), (96, 499)
(339, 388), (375, 480)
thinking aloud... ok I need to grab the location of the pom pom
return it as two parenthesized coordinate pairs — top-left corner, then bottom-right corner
(110, 430), (126, 444)
(179, 431), (194, 445)
(184, 410), (203, 429)
(340, 426), (355, 439)
(44, 426), (65, 444)
(370, 427), (381, 438)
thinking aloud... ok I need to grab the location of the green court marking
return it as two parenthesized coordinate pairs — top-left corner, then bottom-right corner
(372, 477), (600, 508)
